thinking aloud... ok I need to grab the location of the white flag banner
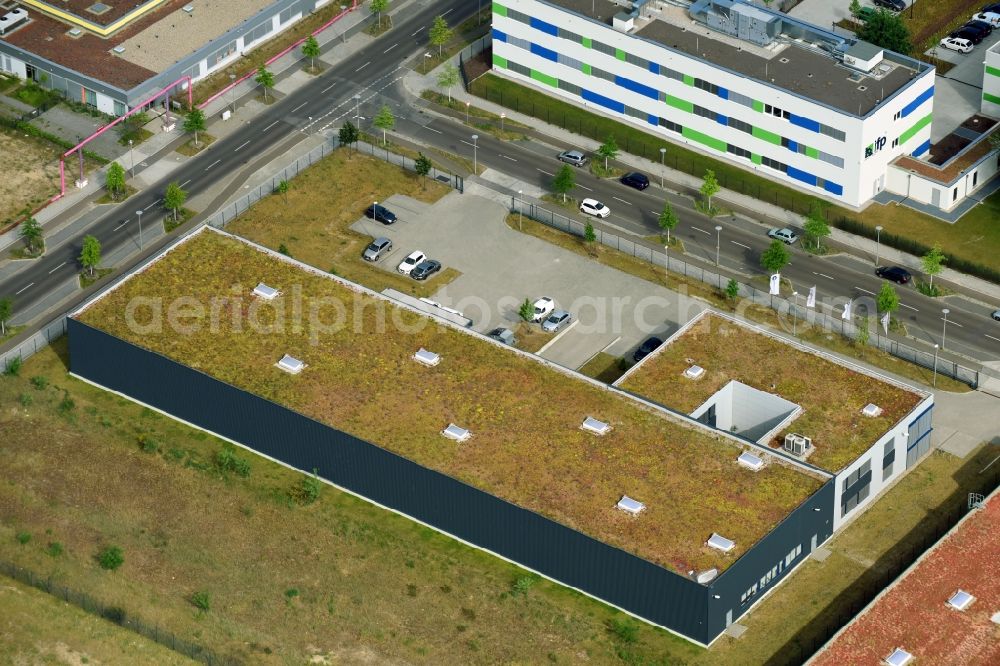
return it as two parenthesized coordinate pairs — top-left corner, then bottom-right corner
(842, 302), (852, 321)
(769, 273), (781, 295)
(806, 286), (816, 308)
(881, 312), (890, 335)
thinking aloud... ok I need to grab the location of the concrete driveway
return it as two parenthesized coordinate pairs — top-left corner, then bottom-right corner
(352, 192), (704, 370)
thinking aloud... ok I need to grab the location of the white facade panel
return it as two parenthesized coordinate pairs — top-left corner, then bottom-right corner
(983, 46), (1000, 116)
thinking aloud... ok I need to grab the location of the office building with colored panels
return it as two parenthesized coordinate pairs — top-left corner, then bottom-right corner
(489, 0), (935, 208)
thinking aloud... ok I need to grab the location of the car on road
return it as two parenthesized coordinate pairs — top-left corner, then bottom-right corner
(620, 172), (650, 190)
(557, 149), (588, 167)
(580, 198), (611, 219)
(541, 309), (572, 333)
(855, 6), (876, 22)
(632, 336), (664, 362)
(874, 0), (905, 11)
(488, 327), (518, 346)
(410, 259), (442, 281)
(531, 296), (555, 322)
(767, 227), (799, 244)
(398, 250), (426, 275)
(949, 26), (985, 44)
(365, 203), (398, 225)
(363, 237), (392, 262)
(875, 266), (912, 284)
(972, 11), (1000, 27)
(991, 309), (1000, 321)
(940, 36), (974, 53)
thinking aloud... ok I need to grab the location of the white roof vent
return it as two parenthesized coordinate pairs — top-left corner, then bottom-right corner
(884, 648), (914, 666)
(276, 354), (304, 374)
(738, 451), (765, 471)
(67, 27), (83, 38)
(946, 589), (975, 611)
(992, 611), (1000, 625)
(253, 282), (279, 300)
(112, 45), (126, 55)
(616, 495), (645, 515)
(441, 423), (471, 442)
(413, 348), (440, 367)
(684, 365), (705, 379)
(581, 417), (611, 436)
(861, 403), (883, 417)
(183, 5), (194, 13)
(707, 533), (735, 553)
(695, 568), (718, 584)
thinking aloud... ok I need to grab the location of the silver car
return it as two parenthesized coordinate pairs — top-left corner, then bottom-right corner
(363, 237), (392, 261)
(542, 309), (572, 332)
(558, 150), (588, 167)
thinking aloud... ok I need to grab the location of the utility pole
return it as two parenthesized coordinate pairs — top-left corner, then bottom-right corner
(135, 209), (143, 250)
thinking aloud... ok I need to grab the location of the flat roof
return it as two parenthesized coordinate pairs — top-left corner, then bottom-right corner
(20, 0), (169, 29)
(74, 228), (825, 575)
(616, 312), (925, 474)
(810, 490), (1000, 666)
(544, 0), (923, 116)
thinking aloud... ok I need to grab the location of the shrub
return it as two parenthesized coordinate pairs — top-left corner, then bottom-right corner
(285, 588), (300, 600)
(292, 469), (322, 505)
(15, 531), (30, 545)
(46, 542), (63, 557)
(511, 575), (536, 597)
(137, 434), (160, 453)
(278, 243), (291, 256)
(4, 357), (22, 376)
(607, 617), (640, 644)
(30, 375), (48, 390)
(57, 392), (75, 415)
(191, 590), (211, 611)
(97, 545), (124, 571)
(19, 393), (32, 407)
(215, 444), (251, 478)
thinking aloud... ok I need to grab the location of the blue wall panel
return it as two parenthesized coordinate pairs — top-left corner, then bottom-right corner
(615, 75), (658, 100)
(901, 86), (934, 118)
(786, 165), (818, 187)
(581, 88), (625, 114)
(529, 17), (559, 36)
(529, 42), (558, 62)
(789, 114), (820, 133)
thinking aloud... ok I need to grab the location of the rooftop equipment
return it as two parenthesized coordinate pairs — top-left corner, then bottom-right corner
(252, 283), (279, 300)
(695, 568), (718, 584)
(276, 354), (305, 374)
(783, 433), (812, 456)
(946, 589), (975, 611)
(0, 7), (29, 35)
(861, 403), (883, 418)
(617, 495), (646, 515)
(684, 365), (705, 379)
(884, 648), (914, 666)
(413, 348), (440, 367)
(442, 424), (471, 442)
(737, 451), (765, 471)
(581, 417), (611, 435)
(707, 533), (735, 553)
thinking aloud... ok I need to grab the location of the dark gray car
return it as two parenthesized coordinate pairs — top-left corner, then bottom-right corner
(558, 150), (588, 167)
(362, 237), (392, 262)
(411, 259), (442, 281)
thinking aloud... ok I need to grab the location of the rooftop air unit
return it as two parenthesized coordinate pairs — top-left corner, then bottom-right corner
(861, 403), (883, 418)
(706, 533), (735, 553)
(0, 7), (29, 35)
(581, 417), (611, 436)
(737, 451), (765, 471)
(946, 589), (975, 611)
(617, 495), (645, 515)
(684, 365), (705, 379)
(441, 423), (471, 442)
(253, 283), (279, 300)
(783, 433), (811, 456)
(276, 354), (305, 374)
(413, 348), (440, 367)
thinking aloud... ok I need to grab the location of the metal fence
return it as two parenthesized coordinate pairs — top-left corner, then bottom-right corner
(510, 199), (985, 388)
(0, 316), (68, 377)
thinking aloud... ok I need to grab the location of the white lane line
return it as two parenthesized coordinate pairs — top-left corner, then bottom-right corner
(730, 240), (751, 249)
(985, 334), (1000, 343)
(321, 82), (336, 93)
(814, 272), (834, 280)
(205, 159), (221, 171)
(234, 140), (250, 152)
(900, 303), (919, 312)
(940, 317), (963, 327)
(500, 154), (517, 161)
(441, 8), (453, 15)
(15, 282), (33, 295)
(410, 28), (422, 36)
(691, 226), (710, 235)
(114, 220), (128, 231)
(263, 120), (280, 132)
(291, 101), (307, 113)
(383, 43), (398, 53)
(424, 126), (442, 134)
(856, 287), (875, 295)
(48, 261), (66, 274)
(460, 139), (475, 147)
(612, 196), (632, 205)
(180, 179), (191, 188)
(577, 184), (592, 192)
(143, 199), (160, 211)
(537, 168), (554, 176)
(355, 61), (370, 72)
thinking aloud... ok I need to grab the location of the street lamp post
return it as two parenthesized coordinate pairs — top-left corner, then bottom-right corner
(129, 139), (134, 179)
(932, 344), (939, 387)
(465, 101), (470, 124)
(500, 112), (505, 133)
(229, 73), (236, 114)
(941, 308), (950, 350)
(874, 225), (883, 267)
(517, 189), (523, 230)
(664, 243), (669, 283)
(792, 291), (799, 335)
(135, 209), (143, 250)
(354, 94), (361, 127)
(471, 134), (479, 173)
(659, 147), (666, 188)
(714, 225), (722, 267)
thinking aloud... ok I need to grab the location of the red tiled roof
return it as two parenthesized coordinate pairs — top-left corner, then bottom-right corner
(811, 491), (1000, 666)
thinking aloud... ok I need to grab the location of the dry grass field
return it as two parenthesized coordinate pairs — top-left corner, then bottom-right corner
(0, 127), (62, 227)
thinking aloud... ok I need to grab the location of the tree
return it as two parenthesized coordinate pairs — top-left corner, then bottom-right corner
(80, 235), (101, 277)
(725, 278), (740, 301)
(339, 121), (359, 152)
(105, 162), (126, 201)
(117, 111), (149, 145)
(97, 545), (124, 571)
(700, 169), (720, 212)
(437, 63), (459, 102)
(183, 108), (206, 147)
(164, 181), (187, 222)
(877, 282), (900, 325)
(302, 35), (320, 71)
(276, 179), (290, 202)
(856, 316), (870, 346)
(552, 164), (575, 202)
(371, 0), (389, 29)
(429, 15), (452, 56)
(414, 152), (432, 189)
(255, 66), (275, 102)
(518, 298), (534, 322)
(584, 222), (596, 243)
(657, 200), (679, 244)
(760, 239), (790, 273)
(0, 297), (11, 336)
(921, 244), (946, 291)
(803, 201), (831, 252)
(849, 0), (862, 19)
(19, 216), (43, 255)
(596, 135), (619, 170)
(373, 104), (395, 145)
(858, 10), (912, 55)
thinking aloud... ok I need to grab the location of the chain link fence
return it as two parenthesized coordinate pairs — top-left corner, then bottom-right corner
(510, 199), (985, 388)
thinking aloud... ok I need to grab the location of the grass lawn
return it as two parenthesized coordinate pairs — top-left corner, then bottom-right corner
(902, 0), (985, 48)
(228, 150), (461, 298)
(79, 268), (113, 289)
(95, 184), (138, 205)
(174, 134), (216, 157)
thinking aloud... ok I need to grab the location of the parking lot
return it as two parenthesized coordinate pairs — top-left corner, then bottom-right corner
(350, 192), (704, 369)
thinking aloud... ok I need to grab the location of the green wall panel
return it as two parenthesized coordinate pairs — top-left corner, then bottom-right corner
(492, 2), (507, 17)
(898, 113), (932, 145)
(751, 125), (782, 145)
(493, 54), (508, 68)
(530, 69), (559, 88)
(665, 95), (694, 114)
(682, 126), (727, 153)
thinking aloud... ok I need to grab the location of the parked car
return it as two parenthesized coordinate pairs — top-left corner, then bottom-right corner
(875, 266), (912, 284)
(767, 227), (799, 244)
(579, 198), (611, 218)
(557, 149), (588, 167)
(362, 237), (392, 262)
(531, 296), (555, 322)
(963, 19), (993, 37)
(949, 27), (984, 44)
(940, 36), (974, 53)
(632, 337), (664, 362)
(620, 172), (650, 190)
(991, 309), (1000, 321)
(855, 6), (876, 22)
(972, 11), (1000, 27)
(397, 250), (425, 275)
(488, 327), (518, 346)
(874, 0), (905, 11)
(983, 3), (1000, 12)
(410, 259), (442, 281)
(541, 309), (572, 333)
(365, 203), (397, 225)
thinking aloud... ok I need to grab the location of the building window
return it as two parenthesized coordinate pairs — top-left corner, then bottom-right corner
(953, 187), (959, 201)
(882, 439), (895, 481)
(841, 459), (872, 517)
(83, 87), (97, 109)
(279, 7), (296, 24)
(113, 100), (126, 116)
(973, 171), (978, 187)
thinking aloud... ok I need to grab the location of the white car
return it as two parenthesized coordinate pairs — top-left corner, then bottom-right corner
(940, 36), (973, 53)
(767, 227), (799, 244)
(531, 296), (555, 322)
(397, 250), (426, 275)
(972, 11), (1000, 28)
(579, 198), (611, 219)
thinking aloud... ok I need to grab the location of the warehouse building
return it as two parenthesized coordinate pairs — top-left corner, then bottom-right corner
(490, 0), (936, 208)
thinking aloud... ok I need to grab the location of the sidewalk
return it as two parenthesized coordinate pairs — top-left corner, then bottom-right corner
(401, 60), (1000, 302)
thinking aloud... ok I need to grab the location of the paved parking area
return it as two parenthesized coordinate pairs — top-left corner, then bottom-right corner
(351, 192), (704, 369)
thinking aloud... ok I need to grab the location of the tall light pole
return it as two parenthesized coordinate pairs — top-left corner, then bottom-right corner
(659, 147), (666, 188)
(354, 94), (361, 127)
(664, 243), (669, 283)
(792, 291), (799, 335)
(135, 209), (143, 250)
(229, 73), (236, 114)
(714, 225), (722, 267)
(932, 344), (939, 387)
(128, 139), (134, 179)
(471, 134), (479, 174)
(941, 308), (950, 350)
(517, 189), (523, 230)
(874, 225), (883, 267)
(465, 101), (470, 124)
(500, 112), (505, 133)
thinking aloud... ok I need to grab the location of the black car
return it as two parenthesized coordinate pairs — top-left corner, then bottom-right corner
(365, 203), (397, 225)
(620, 172), (650, 190)
(874, 0), (906, 10)
(950, 27), (985, 44)
(964, 19), (993, 37)
(410, 259), (441, 281)
(875, 266), (912, 284)
(632, 336), (664, 362)
(983, 3), (1000, 13)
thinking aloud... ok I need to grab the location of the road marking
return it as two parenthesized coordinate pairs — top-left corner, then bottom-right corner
(813, 272), (834, 280)
(205, 159), (221, 171)
(48, 262), (65, 274)
(321, 82), (337, 93)
(355, 61), (370, 72)
(262, 120), (280, 132)
(15, 282), (33, 295)
(424, 126), (442, 133)
(500, 154), (517, 161)
(411, 28), (422, 36)
(383, 43), (398, 53)
(536, 168), (554, 176)
(856, 287), (875, 295)
(180, 179), (191, 187)
(612, 196), (632, 205)
(234, 140), (250, 152)
(691, 226), (710, 235)
(144, 199), (160, 211)
(577, 184), (592, 192)
(460, 139), (475, 147)
(900, 303), (919, 312)
(730, 240), (751, 249)
(441, 8), (453, 15)
(114, 220), (128, 231)
(291, 101), (308, 113)
(986, 334), (1000, 343)
(941, 317), (963, 327)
